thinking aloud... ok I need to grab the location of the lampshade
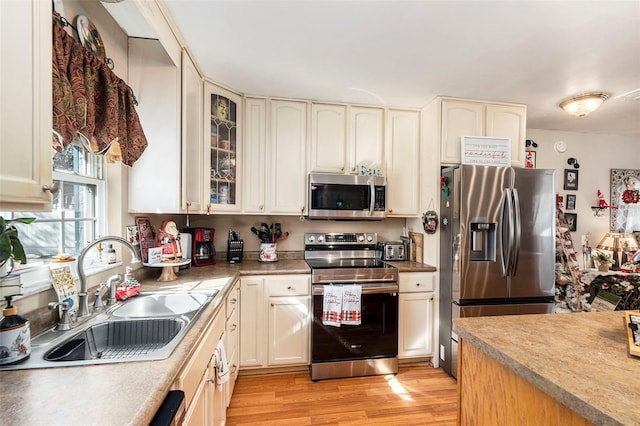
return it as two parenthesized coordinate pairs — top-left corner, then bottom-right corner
(559, 92), (609, 117)
(597, 233), (639, 270)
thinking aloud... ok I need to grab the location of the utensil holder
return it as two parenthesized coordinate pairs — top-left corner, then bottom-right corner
(227, 240), (244, 263)
(259, 243), (277, 262)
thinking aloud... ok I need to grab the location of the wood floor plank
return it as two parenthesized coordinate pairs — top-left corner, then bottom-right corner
(227, 364), (457, 425)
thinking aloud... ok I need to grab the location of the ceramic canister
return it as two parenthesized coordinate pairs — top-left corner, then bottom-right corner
(0, 302), (31, 365)
(259, 243), (277, 262)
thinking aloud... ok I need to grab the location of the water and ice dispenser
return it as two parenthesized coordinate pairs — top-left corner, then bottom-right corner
(469, 222), (496, 261)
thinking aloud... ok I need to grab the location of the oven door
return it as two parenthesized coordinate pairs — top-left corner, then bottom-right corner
(311, 283), (398, 362)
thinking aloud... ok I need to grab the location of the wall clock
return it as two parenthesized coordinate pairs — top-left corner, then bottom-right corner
(554, 141), (567, 153)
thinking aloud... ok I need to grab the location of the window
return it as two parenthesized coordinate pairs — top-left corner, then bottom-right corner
(1, 144), (105, 264)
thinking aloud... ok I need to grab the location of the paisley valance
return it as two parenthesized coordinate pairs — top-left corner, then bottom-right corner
(52, 15), (147, 166)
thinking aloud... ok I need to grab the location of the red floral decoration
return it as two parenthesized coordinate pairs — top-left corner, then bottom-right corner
(621, 189), (640, 204)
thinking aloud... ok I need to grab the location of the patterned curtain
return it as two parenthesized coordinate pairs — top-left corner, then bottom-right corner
(52, 17), (148, 167)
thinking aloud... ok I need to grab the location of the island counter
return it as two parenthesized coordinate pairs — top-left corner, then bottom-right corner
(453, 311), (640, 426)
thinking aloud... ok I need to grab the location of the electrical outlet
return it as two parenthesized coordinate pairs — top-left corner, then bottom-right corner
(440, 344), (445, 361)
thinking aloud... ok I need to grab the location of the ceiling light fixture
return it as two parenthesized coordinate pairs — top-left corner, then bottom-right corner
(559, 92), (609, 117)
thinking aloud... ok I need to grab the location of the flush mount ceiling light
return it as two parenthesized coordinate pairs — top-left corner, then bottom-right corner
(559, 92), (609, 117)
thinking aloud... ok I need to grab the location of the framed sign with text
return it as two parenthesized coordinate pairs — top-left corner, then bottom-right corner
(461, 136), (511, 166)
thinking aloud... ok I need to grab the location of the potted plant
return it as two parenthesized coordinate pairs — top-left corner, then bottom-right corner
(592, 249), (613, 272)
(0, 216), (35, 277)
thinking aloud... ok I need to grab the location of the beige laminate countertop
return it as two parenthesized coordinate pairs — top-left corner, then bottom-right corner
(0, 258), (436, 425)
(454, 311), (640, 426)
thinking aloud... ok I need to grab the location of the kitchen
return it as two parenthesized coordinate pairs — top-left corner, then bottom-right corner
(1, 0), (640, 425)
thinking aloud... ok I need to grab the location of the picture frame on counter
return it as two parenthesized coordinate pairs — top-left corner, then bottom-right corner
(564, 169), (579, 190)
(566, 194), (576, 210)
(565, 213), (577, 232)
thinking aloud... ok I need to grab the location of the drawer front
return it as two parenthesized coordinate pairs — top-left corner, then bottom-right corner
(225, 283), (239, 318)
(399, 273), (435, 293)
(266, 275), (310, 296)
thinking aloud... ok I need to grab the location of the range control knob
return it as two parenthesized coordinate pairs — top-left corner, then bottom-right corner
(308, 235), (315, 243)
(366, 235), (373, 242)
(317, 235), (324, 242)
(358, 235), (365, 242)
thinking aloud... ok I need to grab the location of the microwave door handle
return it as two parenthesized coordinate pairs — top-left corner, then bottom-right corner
(369, 178), (375, 216)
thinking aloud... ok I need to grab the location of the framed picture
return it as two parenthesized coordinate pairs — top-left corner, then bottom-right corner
(565, 213), (577, 232)
(135, 216), (154, 263)
(564, 169), (579, 190)
(566, 194), (576, 210)
(525, 151), (536, 169)
(610, 168), (640, 232)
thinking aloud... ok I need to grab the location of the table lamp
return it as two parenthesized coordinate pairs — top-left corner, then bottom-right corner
(596, 233), (639, 270)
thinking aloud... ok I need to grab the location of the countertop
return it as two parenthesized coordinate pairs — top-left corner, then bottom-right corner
(454, 311), (640, 425)
(0, 258), (435, 425)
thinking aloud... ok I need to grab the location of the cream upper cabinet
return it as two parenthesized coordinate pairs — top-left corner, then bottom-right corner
(0, 0), (52, 211)
(349, 106), (384, 174)
(204, 82), (242, 213)
(181, 50), (204, 214)
(309, 104), (347, 173)
(438, 97), (527, 167)
(242, 97), (267, 213)
(386, 109), (420, 217)
(485, 103), (527, 167)
(268, 100), (308, 215)
(127, 38), (182, 213)
(309, 104), (384, 175)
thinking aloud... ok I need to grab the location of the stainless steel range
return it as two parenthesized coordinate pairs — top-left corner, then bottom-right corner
(305, 232), (399, 381)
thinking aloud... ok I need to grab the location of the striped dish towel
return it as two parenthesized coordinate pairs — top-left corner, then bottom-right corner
(322, 285), (343, 327)
(341, 285), (362, 325)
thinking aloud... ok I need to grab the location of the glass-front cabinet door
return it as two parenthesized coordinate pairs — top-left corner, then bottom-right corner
(204, 82), (241, 212)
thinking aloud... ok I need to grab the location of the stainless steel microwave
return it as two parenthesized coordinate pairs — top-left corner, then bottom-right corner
(308, 173), (387, 220)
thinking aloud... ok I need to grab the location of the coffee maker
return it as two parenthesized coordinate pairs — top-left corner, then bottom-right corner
(183, 228), (216, 266)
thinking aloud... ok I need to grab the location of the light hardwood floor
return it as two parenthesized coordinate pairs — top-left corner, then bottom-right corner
(226, 363), (458, 425)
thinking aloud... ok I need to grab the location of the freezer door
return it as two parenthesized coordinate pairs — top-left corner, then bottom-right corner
(456, 165), (510, 301)
(510, 168), (556, 299)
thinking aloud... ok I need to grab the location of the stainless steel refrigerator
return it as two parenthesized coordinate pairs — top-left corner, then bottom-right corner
(438, 165), (556, 378)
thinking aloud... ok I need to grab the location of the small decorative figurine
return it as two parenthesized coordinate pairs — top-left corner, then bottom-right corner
(155, 220), (182, 260)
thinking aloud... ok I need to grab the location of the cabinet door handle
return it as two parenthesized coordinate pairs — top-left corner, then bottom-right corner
(42, 183), (59, 194)
(287, 286), (292, 290)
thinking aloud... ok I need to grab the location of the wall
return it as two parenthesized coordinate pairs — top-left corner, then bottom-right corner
(526, 128), (639, 260)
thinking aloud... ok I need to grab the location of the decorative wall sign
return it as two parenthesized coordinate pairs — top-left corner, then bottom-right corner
(422, 210), (438, 234)
(610, 168), (640, 232)
(525, 151), (536, 169)
(461, 136), (511, 166)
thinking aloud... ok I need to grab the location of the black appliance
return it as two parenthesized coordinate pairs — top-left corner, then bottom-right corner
(305, 232), (398, 381)
(183, 228), (216, 267)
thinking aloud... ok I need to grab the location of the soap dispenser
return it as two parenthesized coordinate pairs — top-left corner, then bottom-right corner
(0, 295), (31, 365)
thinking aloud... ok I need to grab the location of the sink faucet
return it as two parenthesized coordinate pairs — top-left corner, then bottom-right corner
(77, 236), (141, 318)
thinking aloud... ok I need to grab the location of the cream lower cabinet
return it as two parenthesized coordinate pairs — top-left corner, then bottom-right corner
(398, 272), (435, 359)
(436, 97), (527, 167)
(178, 281), (240, 425)
(0, 0), (52, 211)
(240, 275), (311, 369)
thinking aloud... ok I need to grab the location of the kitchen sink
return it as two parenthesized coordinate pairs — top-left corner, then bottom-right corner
(44, 318), (184, 362)
(109, 292), (213, 318)
(0, 290), (219, 370)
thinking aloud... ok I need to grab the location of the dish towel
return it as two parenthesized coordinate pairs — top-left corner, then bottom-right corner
(322, 285), (343, 327)
(214, 340), (229, 391)
(341, 285), (362, 325)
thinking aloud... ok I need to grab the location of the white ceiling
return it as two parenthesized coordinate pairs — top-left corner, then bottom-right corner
(161, 0), (640, 137)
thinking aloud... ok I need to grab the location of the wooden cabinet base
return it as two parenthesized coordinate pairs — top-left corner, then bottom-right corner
(457, 339), (593, 426)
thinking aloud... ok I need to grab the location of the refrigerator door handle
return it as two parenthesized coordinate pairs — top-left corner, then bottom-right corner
(500, 188), (512, 276)
(511, 188), (522, 275)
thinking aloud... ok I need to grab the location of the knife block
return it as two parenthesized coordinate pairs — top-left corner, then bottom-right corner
(227, 239), (243, 264)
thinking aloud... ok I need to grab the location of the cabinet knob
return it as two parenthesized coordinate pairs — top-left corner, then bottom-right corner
(42, 183), (59, 194)
(340, 167), (344, 172)
(231, 298), (237, 305)
(231, 324), (237, 331)
(287, 286), (292, 290)
(416, 283), (421, 286)
(351, 167), (356, 172)
(259, 205), (264, 210)
(389, 209), (393, 213)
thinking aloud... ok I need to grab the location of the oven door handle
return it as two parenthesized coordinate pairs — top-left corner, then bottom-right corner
(313, 284), (399, 295)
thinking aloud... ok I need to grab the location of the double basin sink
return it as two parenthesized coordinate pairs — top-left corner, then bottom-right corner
(0, 290), (219, 370)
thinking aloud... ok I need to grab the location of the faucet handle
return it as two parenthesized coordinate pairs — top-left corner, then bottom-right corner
(48, 301), (72, 331)
(93, 282), (108, 310)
